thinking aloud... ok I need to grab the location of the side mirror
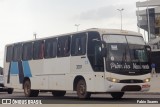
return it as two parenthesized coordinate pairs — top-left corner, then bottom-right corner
(145, 45), (151, 52)
(101, 48), (107, 57)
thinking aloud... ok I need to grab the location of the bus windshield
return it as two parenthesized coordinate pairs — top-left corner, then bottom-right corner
(108, 43), (148, 62)
(103, 34), (150, 75)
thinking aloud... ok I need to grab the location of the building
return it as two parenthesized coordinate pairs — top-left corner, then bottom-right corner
(136, 0), (160, 72)
(136, 0), (160, 43)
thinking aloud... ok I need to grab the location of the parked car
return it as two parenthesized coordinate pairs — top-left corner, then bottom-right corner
(0, 67), (13, 94)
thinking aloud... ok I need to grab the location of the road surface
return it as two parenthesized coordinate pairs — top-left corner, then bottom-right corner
(0, 92), (160, 104)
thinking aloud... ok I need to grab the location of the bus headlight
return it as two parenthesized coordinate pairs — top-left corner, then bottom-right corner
(106, 77), (120, 83)
(143, 78), (150, 83)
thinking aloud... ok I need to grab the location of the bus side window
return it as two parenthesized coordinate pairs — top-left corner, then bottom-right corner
(44, 38), (57, 58)
(22, 42), (33, 61)
(71, 33), (87, 56)
(57, 36), (71, 57)
(6, 45), (13, 62)
(87, 31), (104, 72)
(33, 40), (44, 60)
(13, 44), (23, 61)
(64, 36), (71, 56)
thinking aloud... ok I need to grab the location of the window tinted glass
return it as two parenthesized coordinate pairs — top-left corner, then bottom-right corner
(6, 45), (13, 62)
(23, 42), (33, 60)
(44, 38), (57, 58)
(33, 40), (44, 59)
(129, 45), (148, 62)
(126, 36), (145, 45)
(108, 43), (130, 62)
(87, 31), (104, 71)
(71, 33), (87, 56)
(57, 36), (71, 57)
(13, 44), (22, 61)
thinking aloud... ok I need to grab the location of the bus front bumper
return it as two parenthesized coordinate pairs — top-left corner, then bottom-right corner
(106, 82), (150, 92)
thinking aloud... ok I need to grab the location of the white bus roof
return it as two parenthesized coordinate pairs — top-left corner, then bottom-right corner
(86, 28), (142, 37)
(5, 28), (142, 46)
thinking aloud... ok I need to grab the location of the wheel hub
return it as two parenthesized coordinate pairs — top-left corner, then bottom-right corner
(79, 84), (85, 95)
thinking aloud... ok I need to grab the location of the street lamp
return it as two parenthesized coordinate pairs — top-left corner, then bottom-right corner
(117, 8), (124, 30)
(75, 24), (80, 31)
(33, 32), (37, 40)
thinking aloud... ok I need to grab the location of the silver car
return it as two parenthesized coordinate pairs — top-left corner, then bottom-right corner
(0, 71), (13, 94)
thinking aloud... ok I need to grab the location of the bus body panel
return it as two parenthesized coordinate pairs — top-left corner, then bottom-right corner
(93, 72), (106, 92)
(30, 76), (48, 90)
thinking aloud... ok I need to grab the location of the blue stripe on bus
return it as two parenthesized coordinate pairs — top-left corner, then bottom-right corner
(10, 62), (19, 74)
(22, 61), (32, 77)
(8, 61), (32, 84)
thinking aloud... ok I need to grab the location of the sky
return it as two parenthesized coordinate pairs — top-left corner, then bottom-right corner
(0, 0), (141, 67)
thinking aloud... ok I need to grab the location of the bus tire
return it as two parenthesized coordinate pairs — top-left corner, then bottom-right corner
(7, 88), (14, 94)
(32, 90), (39, 97)
(110, 92), (124, 99)
(52, 91), (66, 97)
(23, 79), (39, 97)
(76, 79), (91, 99)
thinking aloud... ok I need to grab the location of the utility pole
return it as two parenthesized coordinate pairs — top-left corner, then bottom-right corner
(146, 0), (151, 42)
(117, 8), (124, 30)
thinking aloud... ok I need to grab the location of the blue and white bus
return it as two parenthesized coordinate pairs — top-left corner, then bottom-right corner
(3, 28), (151, 99)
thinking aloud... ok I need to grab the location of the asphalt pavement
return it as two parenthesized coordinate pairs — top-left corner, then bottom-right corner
(148, 73), (160, 93)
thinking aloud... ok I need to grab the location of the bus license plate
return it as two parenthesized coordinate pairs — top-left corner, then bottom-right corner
(142, 84), (150, 88)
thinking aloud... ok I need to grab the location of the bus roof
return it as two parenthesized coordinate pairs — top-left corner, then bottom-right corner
(5, 28), (142, 46)
(86, 28), (142, 37)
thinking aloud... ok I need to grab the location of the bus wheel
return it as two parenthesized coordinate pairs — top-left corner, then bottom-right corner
(7, 88), (14, 94)
(52, 91), (66, 97)
(32, 90), (39, 97)
(76, 79), (91, 99)
(110, 92), (124, 99)
(23, 79), (39, 97)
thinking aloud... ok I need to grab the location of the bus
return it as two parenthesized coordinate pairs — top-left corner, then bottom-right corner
(3, 28), (151, 99)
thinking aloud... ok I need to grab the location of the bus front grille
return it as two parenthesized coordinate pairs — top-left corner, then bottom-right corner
(119, 79), (143, 83)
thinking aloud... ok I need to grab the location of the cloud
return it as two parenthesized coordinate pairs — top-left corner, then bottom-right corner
(75, 3), (136, 21)
(72, 2), (138, 32)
